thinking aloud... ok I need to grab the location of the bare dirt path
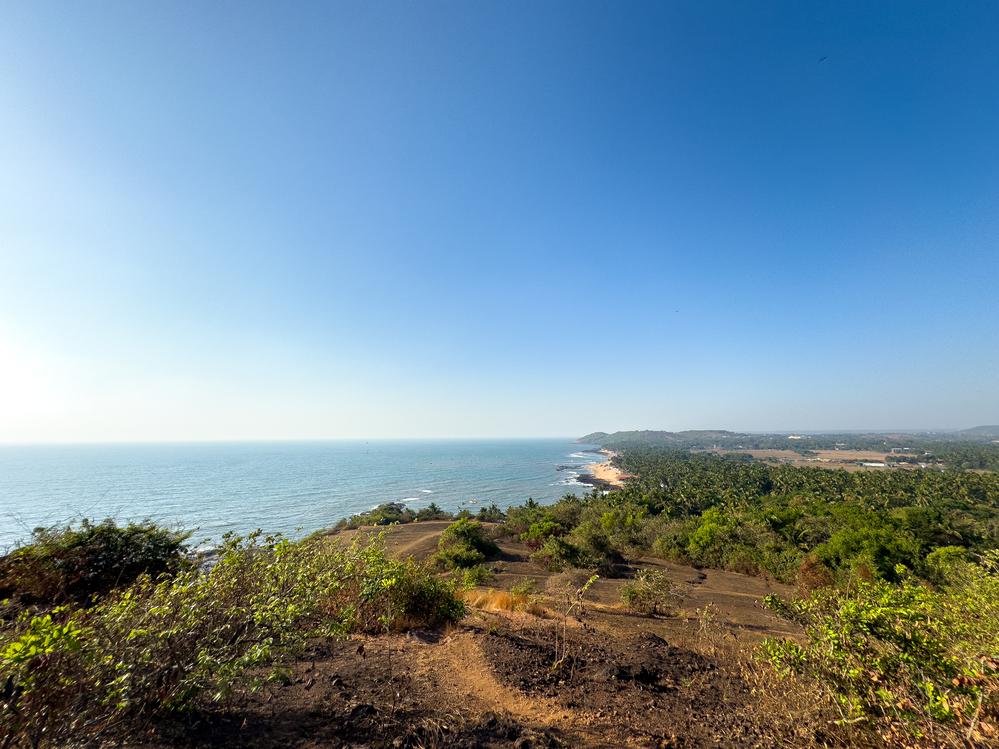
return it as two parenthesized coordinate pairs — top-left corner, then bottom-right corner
(146, 523), (807, 748)
(412, 628), (587, 744)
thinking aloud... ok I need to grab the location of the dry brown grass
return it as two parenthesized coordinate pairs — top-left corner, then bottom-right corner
(543, 568), (600, 595)
(737, 659), (859, 748)
(461, 589), (549, 617)
(671, 604), (857, 747)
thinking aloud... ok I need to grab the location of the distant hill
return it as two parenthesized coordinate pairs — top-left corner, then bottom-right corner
(960, 425), (999, 437)
(576, 432), (610, 444)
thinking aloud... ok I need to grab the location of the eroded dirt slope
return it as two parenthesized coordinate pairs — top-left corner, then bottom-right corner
(144, 524), (806, 749)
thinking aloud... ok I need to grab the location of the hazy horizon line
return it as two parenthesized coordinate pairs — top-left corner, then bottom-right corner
(3, 425), (996, 448)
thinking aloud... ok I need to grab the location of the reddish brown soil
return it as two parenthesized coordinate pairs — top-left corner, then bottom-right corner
(143, 524), (808, 749)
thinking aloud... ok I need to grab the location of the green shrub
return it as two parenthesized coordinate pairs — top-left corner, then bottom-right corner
(344, 502), (417, 528)
(434, 544), (488, 569)
(461, 564), (495, 588)
(0, 532), (465, 748)
(0, 519), (191, 606)
(504, 498), (549, 536)
(510, 578), (536, 596)
(370, 557), (467, 632)
(923, 545), (971, 587)
(761, 557), (999, 743)
(432, 519), (501, 570)
(548, 493), (584, 528)
(520, 521), (562, 551)
(621, 568), (679, 616)
(529, 536), (589, 572)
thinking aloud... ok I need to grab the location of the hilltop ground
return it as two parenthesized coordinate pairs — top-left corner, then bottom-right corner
(147, 522), (823, 749)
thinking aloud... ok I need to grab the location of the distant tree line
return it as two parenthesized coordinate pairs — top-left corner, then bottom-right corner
(334, 501), (505, 530)
(585, 429), (999, 467)
(483, 449), (999, 587)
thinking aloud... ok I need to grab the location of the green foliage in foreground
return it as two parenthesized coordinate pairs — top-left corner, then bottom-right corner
(0, 529), (465, 748)
(761, 554), (999, 743)
(0, 519), (191, 606)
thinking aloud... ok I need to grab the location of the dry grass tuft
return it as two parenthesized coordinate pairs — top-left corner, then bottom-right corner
(544, 568), (599, 595)
(737, 658), (855, 747)
(461, 589), (549, 617)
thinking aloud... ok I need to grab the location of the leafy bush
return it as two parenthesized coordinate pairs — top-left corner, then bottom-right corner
(343, 502), (418, 528)
(520, 521), (562, 551)
(503, 497), (549, 537)
(432, 519), (501, 570)
(461, 564), (495, 588)
(761, 557), (999, 744)
(0, 519), (191, 606)
(620, 568), (679, 616)
(529, 536), (590, 572)
(0, 532), (465, 748)
(510, 578), (536, 596)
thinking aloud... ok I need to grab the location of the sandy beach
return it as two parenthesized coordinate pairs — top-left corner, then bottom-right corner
(583, 449), (626, 487)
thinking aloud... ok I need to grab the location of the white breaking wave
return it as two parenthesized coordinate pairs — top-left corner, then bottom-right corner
(420, 489), (433, 493)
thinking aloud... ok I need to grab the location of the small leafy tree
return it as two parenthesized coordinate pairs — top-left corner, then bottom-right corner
(475, 503), (505, 522)
(345, 502), (417, 528)
(552, 574), (598, 672)
(529, 536), (589, 572)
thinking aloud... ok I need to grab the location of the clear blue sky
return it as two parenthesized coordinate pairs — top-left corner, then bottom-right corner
(1, 1), (997, 442)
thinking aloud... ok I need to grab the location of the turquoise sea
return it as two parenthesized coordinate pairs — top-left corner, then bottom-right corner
(0, 440), (605, 550)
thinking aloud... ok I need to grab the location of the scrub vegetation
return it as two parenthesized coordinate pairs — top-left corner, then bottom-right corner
(0, 519), (192, 606)
(0, 525), (464, 748)
(522, 449), (999, 585)
(508, 446), (999, 745)
(2, 443), (998, 747)
(431, 518), (502, 570)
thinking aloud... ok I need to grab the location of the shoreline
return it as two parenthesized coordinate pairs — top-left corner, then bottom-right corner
(577, 449), (627, 489)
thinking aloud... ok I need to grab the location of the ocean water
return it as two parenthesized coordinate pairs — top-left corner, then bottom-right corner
(0, 440), (605, 550)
